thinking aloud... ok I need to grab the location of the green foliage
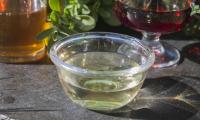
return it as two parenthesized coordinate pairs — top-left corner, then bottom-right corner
(183, 4), (200, 39)
(183, 16), (200, 38)
(38, 1), (200, 43)
(191, 4), (200, 16)
(37, 0), (120, 43)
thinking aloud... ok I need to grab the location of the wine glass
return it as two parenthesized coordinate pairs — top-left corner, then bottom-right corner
(115, 0), (192, 68)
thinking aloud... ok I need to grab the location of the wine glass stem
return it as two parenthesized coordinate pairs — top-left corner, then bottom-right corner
(142, 32), (165, 55)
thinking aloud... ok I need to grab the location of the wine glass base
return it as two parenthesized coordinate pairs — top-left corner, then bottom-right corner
(153, 42), (180, 68)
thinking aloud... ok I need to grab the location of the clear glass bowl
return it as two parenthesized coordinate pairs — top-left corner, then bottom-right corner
(50, 32), (155, 111)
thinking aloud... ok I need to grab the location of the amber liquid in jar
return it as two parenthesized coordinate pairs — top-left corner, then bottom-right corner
(0, 1), (47, 63)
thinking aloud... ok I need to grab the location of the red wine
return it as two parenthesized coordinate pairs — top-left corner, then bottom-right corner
(115, 1), (191, 33)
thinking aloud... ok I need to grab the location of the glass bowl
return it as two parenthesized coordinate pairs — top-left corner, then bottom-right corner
(50, 32), (155, 111)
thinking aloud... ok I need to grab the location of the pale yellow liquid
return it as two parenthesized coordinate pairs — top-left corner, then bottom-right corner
(59, 52), (144, 111)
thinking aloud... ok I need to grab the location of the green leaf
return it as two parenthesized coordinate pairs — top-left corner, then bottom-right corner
(49, 0), (61, 12)
(79, 0), (90, 4)
(64, 5), (74, 16)
(102, 15), (121, 26)
(75, 15), (96, 31)
(50, 11), (61, 25)
(194, 5), (200, 10)
(81, 15), (95, 26)
(68, 0), (78, 4)
(81, 5), (90, 15)
(191, 5), (200, 16)
(91, 0), (101, 21)
(99, 8), (121, 26)
(50, 11), (58, 22)
(36, 28), (55, 41)
(191, 11), (196, 16)
(102, 0), (114, 6)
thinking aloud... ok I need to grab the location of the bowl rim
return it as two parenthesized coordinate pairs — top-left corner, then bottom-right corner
(49, 32), (155, 76)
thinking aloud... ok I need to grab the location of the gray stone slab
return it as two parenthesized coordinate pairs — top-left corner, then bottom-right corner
(0, 40), (199, 120)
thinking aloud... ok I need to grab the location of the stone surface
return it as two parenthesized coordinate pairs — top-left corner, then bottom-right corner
(0, 40), (199, 120)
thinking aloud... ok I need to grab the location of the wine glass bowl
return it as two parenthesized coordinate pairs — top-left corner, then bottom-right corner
(115, 0), (192, 68)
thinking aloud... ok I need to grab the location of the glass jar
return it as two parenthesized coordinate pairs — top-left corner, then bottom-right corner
(0, 0), (47, 63)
